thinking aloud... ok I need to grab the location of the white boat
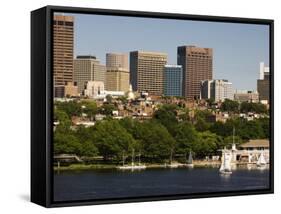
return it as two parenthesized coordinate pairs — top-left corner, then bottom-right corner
(219, 150), (232, 175)
(118, 165), (147, 170)
(168, 163), (180, 168)
(117, 149), (146, 170)
(186, 151), (194, 168)
(257, 151), (267, 168)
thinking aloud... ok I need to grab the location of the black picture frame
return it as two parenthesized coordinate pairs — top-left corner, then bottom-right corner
(31, 5), (274, 208)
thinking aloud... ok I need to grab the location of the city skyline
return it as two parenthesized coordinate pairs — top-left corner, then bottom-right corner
(49, 12), (271, 203)
(55, 12), (270, 91)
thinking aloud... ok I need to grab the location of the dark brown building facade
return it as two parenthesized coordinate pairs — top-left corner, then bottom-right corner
(53, 15), (74, 95)
(177, 46), (213, 99)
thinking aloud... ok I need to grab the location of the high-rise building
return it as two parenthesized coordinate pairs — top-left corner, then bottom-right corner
(106, 67), (130, 92)
(73, 55), (106, 94)
(53, 15), (74, 91)
(200, 79), (233, 102)
(106, 53), (129, 69)
(259, 62), (270, 80)
(177, 46), (213, 99)
(130, 51), (167, 95)
(163, 65), (183, 97)
(257, 62), (270, 103)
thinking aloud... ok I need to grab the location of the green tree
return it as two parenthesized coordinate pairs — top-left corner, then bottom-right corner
(195, 117), (210, 132)
(138, 121), (176, 161)
(174, 122), (198, 155)
(221, 99), (239, 112)
(105, 94), (113, 103)
(258, 117), (270, 138)
(54, 109), (71, 133)
(223, 135), (243, 148)
(194, 131), (223, 158)
(91, 120), (135, 160)
(153, 104), (178, 135)
(178, 108), (190, 121)
(79, 140), (98, 157)
(98, 103), (117, 116)
(240, 102), (268, 114)
(81, 100), (98, 120)
(54, 132), (81, 155)
(55, 100), (82, 117)
(237, 120), (265, 140)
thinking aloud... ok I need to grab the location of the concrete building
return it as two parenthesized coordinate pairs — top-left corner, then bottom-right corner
(53, 15), (74, 90)
(200, 79), (233, 102)
(257, 62), (270, 103)
(73, 55), (106, 95)
(106, 53), (129, 69)
(234, 90), (259, 103)
(163, 65), (183, 97)
(64, 82), (78, 97)
(130, 51), (167, 95)
(177, 46), (213, 99)
(106, 67), (130, 92)
(54, 82), (78, 98)
(83, 81), (125, 99)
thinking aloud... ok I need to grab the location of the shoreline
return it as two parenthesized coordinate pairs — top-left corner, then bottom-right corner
(53, 161), (222, 171)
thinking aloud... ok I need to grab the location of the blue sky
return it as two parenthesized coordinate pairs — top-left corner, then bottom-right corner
(63, 13), (269, 91)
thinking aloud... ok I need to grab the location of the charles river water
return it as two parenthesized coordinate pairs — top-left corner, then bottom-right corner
(54, 167), (269, 201)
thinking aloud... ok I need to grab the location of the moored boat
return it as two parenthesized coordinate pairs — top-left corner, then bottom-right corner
(219, 150), (232, 175)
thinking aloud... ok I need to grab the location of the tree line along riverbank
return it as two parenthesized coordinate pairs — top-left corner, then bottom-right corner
(54, 100), (269, 166)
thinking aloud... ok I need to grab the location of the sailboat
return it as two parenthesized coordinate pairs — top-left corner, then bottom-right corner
(256, 151), (267, 168)
(186, 151), (194, 168)
(117, 149), (146, 170)
(168, 149), (180, 168)
(219, 150), (232, 175)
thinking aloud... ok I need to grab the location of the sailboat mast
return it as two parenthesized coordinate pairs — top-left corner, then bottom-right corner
(122, 151), (125, 166)
(233, 127), (235, 145)
(131, 148), (135, 166)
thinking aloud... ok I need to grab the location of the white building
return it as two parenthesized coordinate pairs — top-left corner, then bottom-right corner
(83, 80), (125, 99)
(200, 79), (234, 102)
(84, 81), (105, 98)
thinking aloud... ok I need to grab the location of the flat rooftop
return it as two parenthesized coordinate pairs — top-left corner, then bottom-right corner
(239, 139), (270, 148)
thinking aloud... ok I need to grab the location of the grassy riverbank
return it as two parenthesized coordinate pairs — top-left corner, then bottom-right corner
(53, 161), (221, 171)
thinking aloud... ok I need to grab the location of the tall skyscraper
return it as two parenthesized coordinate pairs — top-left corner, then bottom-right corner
(53, 15), (74, 93)
(130, 51), (167, 95)
(73, 55), (106, 94)
(163, 65), (183, 97)
(106, 67), (130, 92)
(257, 62), (270, 102)
(106, 53), (129, 69)
(177, 46), (213, 99)
(200, 79), (233, 102)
